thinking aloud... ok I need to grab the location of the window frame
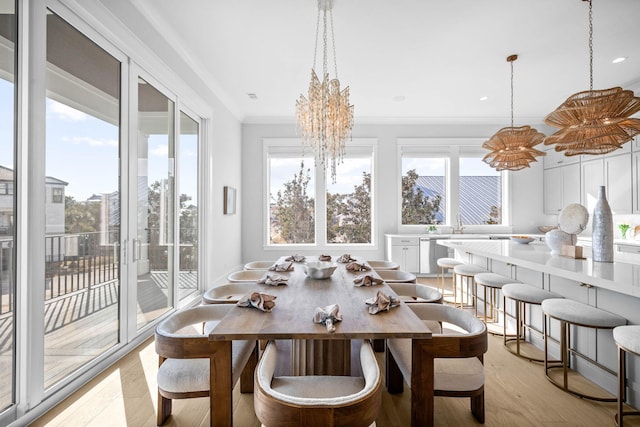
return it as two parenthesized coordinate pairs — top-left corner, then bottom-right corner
(397, 138), (511, 233)
(263, 138), (377, 250)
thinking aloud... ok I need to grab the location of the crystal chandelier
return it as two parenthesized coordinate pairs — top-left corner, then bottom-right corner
(482, 55), (546, 171)
(296, 0), (354, 183)
(544, 0), (640, 156)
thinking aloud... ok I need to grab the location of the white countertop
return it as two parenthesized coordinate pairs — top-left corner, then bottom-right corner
(439, 239), (640, 297)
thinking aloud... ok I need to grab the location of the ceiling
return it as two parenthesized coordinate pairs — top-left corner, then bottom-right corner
(132, 0), (640, 125)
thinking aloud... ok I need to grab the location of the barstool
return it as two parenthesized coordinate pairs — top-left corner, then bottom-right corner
(473, 272), (517, 331)
(502, 284), (563, 362)
(613, 325), (640, 426)
(452, 264), (488, 309)
(542, 298), (627, 401)
(436, 257), (462, 301)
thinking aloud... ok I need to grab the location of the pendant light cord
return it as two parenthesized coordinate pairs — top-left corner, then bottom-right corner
(588, 0), (593, 91)
(510, 59), (514, 128)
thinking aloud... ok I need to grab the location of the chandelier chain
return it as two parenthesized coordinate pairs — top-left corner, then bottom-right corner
(312, 5), (320, 70)
(322, 6), (328, 77)
(588, 0), (593, 90)
(330, 8), (338, 78)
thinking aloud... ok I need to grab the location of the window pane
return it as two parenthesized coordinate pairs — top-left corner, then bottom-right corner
(269, 158), (315, 244)
(459, 156), (502, 225)
(137, 78), (174, 329)
(45, 11), (121, 389)
(178, 112), (198, 302)
(401, 157), (446, 225)
(0, 0), (16, 411)
(327, 157), (372, 244)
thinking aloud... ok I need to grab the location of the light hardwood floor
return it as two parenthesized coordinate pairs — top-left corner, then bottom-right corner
(31, 279), (640, 427)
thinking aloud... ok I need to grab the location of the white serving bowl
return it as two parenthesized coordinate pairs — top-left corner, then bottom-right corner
(510, 235), (535, 244)
(302, 261), (337, 280)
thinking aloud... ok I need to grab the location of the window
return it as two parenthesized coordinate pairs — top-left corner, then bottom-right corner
(268, 154), (316, 245)
(399, 140), (506, 228)
(52, 187), (63, 203)
(459, 154), (502, 225)
(400, 153), (447, 225)
(266, 140), (375, 247)
(327, 151), (373, 244)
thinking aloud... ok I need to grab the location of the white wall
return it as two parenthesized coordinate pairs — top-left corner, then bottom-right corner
(241, 121), (552, 263)
(88, 0), (244, 285)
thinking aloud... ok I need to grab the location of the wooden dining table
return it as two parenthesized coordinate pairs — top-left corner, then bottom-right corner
(208, 256), (434, 426)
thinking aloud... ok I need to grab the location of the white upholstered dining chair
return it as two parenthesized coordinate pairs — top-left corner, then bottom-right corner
(254, 339), (382, 427)
(386, 303), (488, 423)
(155, 305), (258, 426)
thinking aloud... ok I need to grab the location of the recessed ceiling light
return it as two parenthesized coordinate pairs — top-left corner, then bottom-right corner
(479, 96), (488, 101)
(392, 95), (406, 102)
(612, 57), (627, 64)
(247, 93), (258, 100)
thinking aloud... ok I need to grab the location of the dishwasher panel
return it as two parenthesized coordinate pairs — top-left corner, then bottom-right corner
(419, 238), (450, 275)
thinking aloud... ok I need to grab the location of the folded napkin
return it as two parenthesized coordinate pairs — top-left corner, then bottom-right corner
(313, 304), (343, 332)
(285, 254), (306, 262)
(354, 274), (384, 287)
(319, 254), (332, 261)
(337, 254), (357, 263)
(257, 273), (289, 286)
(268, 261), (294, 272)
(346, 261), (371, 272)
(365, 290), (401, 314)
(237, 292), (277, 312)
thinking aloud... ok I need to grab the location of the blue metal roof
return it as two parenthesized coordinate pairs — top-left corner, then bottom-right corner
(415, 176), (501, 225)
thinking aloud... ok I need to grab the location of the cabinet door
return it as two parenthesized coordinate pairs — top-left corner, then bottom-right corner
(581, 158), (604, 212)
(404, 245), (420, 273)
(605, 153), (632, 214)
(390, 245), (405, 270)
(634, 152), (640, 213)
(544, 167), (563, 214)
(563, 163), (581, 206)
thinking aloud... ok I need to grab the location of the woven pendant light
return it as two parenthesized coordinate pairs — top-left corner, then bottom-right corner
(544, 0), (640, 156)
(482, 54), (546, 171)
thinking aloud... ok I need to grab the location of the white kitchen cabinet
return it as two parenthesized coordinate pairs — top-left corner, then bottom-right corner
(543, 163), (581, 214)
(580, 154), (631, 214)
(605, 153), (632, 214)
(386, 235), (420, 273)
(543, 148), (580, 169)
(582, 158), (604, 212)
(635, 152), (640, 213)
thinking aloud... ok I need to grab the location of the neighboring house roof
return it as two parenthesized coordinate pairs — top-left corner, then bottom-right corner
(415, 176), (501, 225)
(46, 176), (69, 186)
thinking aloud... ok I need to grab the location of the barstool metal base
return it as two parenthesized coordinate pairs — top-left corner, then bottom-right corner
(544, 318), (617, 402)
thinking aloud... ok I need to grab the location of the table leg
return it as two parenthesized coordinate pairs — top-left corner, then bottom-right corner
(411, 338), (434, 427)
(210, 340), (232, 427)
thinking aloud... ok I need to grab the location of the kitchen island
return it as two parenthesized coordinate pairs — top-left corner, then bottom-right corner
(439, 238), (640, 405)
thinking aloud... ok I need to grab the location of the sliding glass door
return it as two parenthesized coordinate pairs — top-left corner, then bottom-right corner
(0, 0), (16, 412)
(44, 10), (121, 388)
(135, 78), (174, 329)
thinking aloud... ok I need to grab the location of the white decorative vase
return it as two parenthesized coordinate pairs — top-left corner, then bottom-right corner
(545, 229), (576, 255)
(592, 186), (614, 263)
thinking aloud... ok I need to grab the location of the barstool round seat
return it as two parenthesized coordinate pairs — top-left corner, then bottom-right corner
(542, 298), (627, 328)
(613, 325), (640, 426)
(502, 284), (562, 305)
(502, 284), (563, 362)
(451, 264), (488, 310)
(453, 264), (487, 276)
(437, 257), (462, 269)
(473, 272), (516, 329)
(436, 258), (462, 303)
(474, 272), (516, 288)
(614, 325), (640, 355)
(541, 298), (627, 401)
